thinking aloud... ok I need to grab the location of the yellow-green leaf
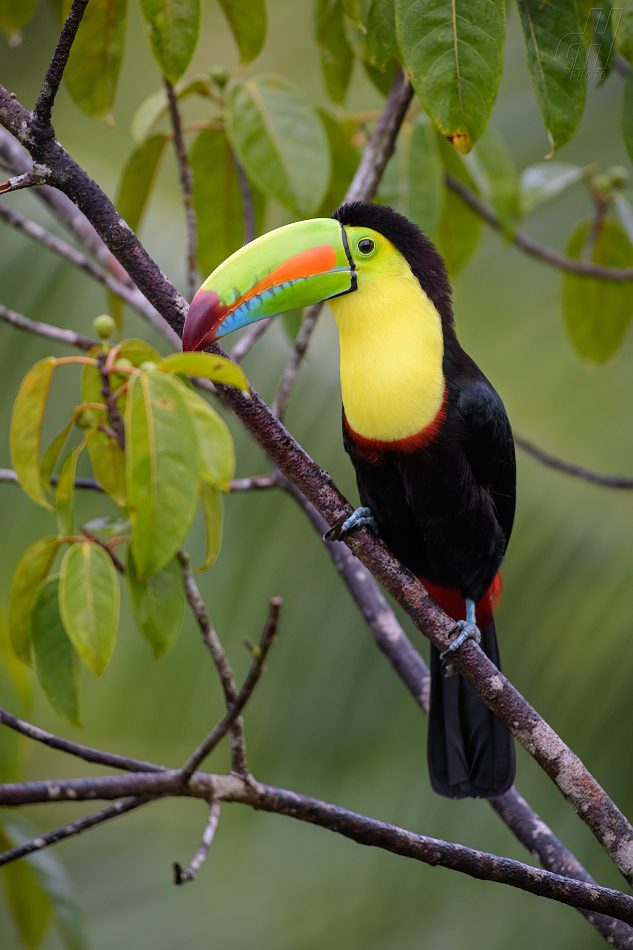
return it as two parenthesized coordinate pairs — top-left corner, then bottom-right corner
(90, 434), (127, 510)
(59, 542), (120, 676)
(125, 373), (199, 579)
(127, 551), (184, 657)
(467, 123), (520, 233)
(218, 0), (266, 65)
(0, 609), (31, 714)
(115, 134), (168, 234)
(8, 537), (62, 664)
(316, 0), (355, 103)
(117, 339), (163, 367)
(196, 480), (223, 572)
(55, 450), (79, 538)
(0, 824), (52, 948)
(317, 109), (360, 216)
(10, 357), (56, 509)
(63, 0), (129, 120)
(180, 388), (235, 489)
(158, 352), (249, 391)
(563, 218), (633, 363)
(435, 131), (483, 277)
(139, 0), (201, 84)
(40, 420), (73, 498)
(366, 0), (399, 70)
(32, 576), (80, 726)
(408, 113), (443, 242)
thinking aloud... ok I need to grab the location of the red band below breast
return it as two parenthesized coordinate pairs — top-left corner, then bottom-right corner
(420, 571), (502, 629)
(344, 388), (448, 464)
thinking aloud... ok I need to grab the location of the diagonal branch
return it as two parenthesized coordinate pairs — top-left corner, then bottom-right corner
(0, 302), (95, 350)
(180, 597), (281, 782)
(33, 0), (89, 128)
(173, 800), (221, 884)
(165, 79), (198, 301)
(0, 797), (147, 869)
(515, 434), (633, 488)
(445, 172), (633, 281)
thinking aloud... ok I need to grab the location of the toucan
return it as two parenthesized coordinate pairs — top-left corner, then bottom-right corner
(183, 202), (516, 799)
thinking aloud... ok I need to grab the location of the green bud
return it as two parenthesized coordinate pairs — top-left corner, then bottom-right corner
(114, 358), (134, 370)
(211, 65), (229, 89)
(93, 314), (115, 340)
(76, 409), (97, 429)
(139, 360), (159, 374)
(608, 165), (628, 189)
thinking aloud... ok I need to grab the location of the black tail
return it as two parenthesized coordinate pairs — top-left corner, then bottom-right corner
(427, 619), (515, 799)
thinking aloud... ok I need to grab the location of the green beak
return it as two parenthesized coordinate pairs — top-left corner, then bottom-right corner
(182, 218), (356, 352)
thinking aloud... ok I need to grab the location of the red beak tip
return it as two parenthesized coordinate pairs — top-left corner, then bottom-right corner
(183, 288), (225, 353)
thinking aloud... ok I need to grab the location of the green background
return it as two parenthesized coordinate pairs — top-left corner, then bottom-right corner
(2, 1), (633, 947)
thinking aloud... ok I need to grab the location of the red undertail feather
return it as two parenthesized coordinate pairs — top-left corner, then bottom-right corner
(422, 572), (502, 629)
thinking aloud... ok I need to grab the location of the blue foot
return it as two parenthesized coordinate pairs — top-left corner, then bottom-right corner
(440, 598), (481, 677)
(324, 506), (378, 542)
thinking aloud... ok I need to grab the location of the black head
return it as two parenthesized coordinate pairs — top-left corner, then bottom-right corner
(332, 202), (455, 336)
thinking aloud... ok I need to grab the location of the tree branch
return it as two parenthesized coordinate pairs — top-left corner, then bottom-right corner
(515, 434), (633, 488)
(445, 173), (633, 281)
(177, 551), (248, 775)
(271, 302), (323, 421)
(33, 0), (89, 128)
(229, 318), (274, 363)
(1, 769), (633, 927)
(0, 468), (103, 490)
(165, 79), (198, 301)
(0, 797), (147, 869)
(180, 597), (281, 782)
(0, 302), (95, 350)
(0, 169), (49, 194)
(173, 800), (221, 884)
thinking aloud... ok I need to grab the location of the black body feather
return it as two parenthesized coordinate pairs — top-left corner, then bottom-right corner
(333, 202), (516, 799)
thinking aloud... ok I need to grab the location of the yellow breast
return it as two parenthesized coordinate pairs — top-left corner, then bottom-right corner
(328, 246), (445, 442)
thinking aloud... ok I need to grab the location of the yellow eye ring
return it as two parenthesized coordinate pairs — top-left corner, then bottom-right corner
(356, 237), (376, 256)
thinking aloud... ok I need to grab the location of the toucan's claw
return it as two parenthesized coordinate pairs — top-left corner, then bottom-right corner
(440, 598), (480, 677)
(324, 506), (377, 542)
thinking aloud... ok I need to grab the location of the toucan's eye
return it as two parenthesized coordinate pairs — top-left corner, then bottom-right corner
(357, 238), (376, 255)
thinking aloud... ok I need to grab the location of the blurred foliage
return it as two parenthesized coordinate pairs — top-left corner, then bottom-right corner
(1, 0), (633, 949)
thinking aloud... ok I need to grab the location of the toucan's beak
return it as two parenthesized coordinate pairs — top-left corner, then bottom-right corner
(182, 219), (356, 352)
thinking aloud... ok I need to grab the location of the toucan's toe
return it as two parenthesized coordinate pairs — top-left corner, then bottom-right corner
(324, 506), (377, 542)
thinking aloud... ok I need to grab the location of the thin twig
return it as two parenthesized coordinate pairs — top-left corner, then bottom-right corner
(272, 303), (323, 422)
(0, 797), (147, 869)
(445, 173), (633, 281)
(165, 79), (198, 301)
(515, 435), (633, 488)
(0, 303), (95, 350)
(174, 800), (221, 884)
(97, 351), (125, 451)
(180, 597), (281, 782)
(0, 468), (103, 491)
(0, 170), (49, 194)
(0, 705), (165, 773)
(229, 318), (274, 363)
(177, 551), (248, 774)
(228, 473), (279, 492)
(0, 202), (180, 345)
(33, 0), (89, 128)
(233, 153), (256, 245)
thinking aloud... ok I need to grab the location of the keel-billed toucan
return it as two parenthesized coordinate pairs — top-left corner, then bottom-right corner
(183, 202), (516, 799)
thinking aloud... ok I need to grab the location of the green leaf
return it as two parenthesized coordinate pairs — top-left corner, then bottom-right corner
(281, 309), (304, 342)
(1, 812), (87, 950)
(0, 824), (52, 948)
(196, 480), (223, 571)
(342, 0), (363, 26)
(225, 74), (331, 216)
(158, 352), (249, 390)
(396, 0), (506, 153)
(317, 109), (360, 215)
(520, 161), (585, 215)
(362, 57), (399, 96)
(9, 537), (62, 665)
(10, 357), (56, 510)
(32, 576), (80, 726)
(80, 360), (127, 510)
(115, 134), (168, 234)
(0, 0), (38, 40)
(59, 542), (120, 675)
(623, 69), (633, 164)
(0, 610), (31, 714)
(563, 218), (633, 362)
(366, 0), (399, 69)
(130, 76), (214, 144)
(218, 0), (266, 65)
(117, 338), (163, 366)
(467, 123), (520, 232)
(55, 450), (79, 538)
(408, 113), (443, 242)
(126, 373), (199, 578)
(591, 2), (617, 84)
(62, 0), (128, 120)
(615, 0), (633, 63)
(515, 0), (586, 151)
(191, 128), (265, 277)
(180, 388), (235, 489)
(40, 421), (73, 498)
(316, 0), (355, 103)
(139, 0), (201, 84)
(435, 131), (483, 276)
(127, 552), (184, 657)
